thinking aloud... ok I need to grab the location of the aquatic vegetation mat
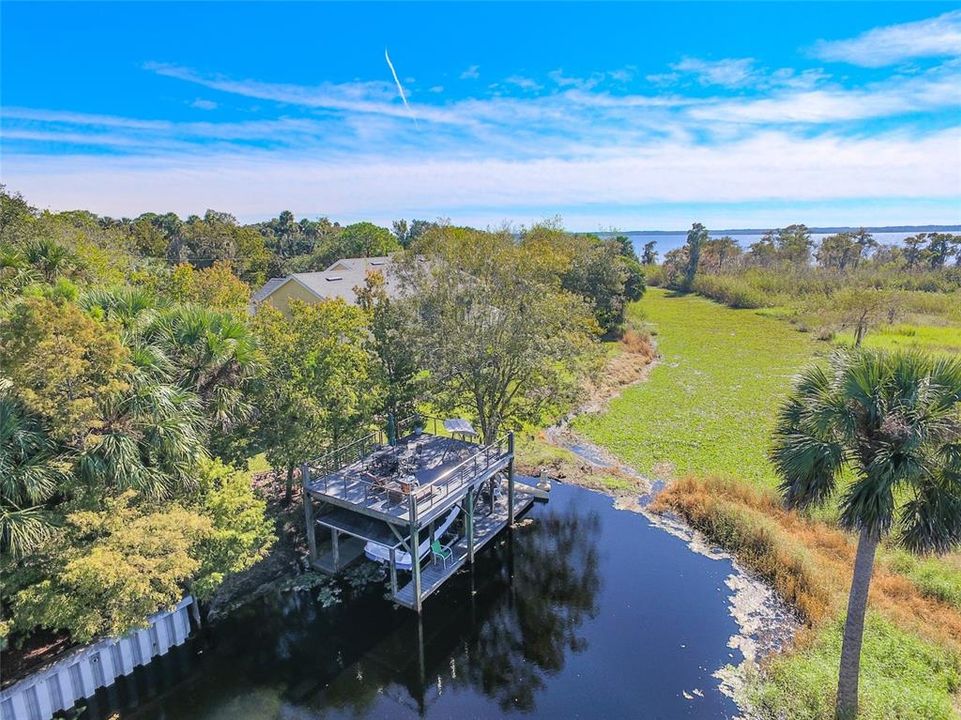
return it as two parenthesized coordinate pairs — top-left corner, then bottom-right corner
(574, 288), (817, 488)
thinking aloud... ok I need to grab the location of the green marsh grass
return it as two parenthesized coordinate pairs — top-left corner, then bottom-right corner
(751, 614), (960, 720)
(579, 288), (961, 719)
(835, 323), (961, 355)
(574, 288), (818, 487)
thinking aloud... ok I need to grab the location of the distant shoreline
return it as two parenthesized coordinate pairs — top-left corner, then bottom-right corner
(604, 225), (961, 237)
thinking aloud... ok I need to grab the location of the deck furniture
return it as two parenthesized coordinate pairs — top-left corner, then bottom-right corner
(362, 471), (389, 503)
(430, 539), (453, 569)
(301, 414), (533, 612)
(441, 419), (478, 461)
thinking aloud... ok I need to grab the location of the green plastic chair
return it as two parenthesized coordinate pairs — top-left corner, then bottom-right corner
(431, 539), (453, 569)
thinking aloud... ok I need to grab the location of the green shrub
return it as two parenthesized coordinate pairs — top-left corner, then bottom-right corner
(691, 274), (771, 309)
(644, 264), (668, 287)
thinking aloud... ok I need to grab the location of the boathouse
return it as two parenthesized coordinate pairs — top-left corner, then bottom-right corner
(301, 415), (535, 612)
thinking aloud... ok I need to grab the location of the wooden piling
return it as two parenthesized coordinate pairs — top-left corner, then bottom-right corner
(507, 432), (516, 526)
(466, 487), (475, 564)
(411, 522), (422, 612)
(301, 463), (317, 563)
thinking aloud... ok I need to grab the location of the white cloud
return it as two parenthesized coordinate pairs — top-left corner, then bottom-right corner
(4, 129), (957, 225)
(812, 10), (961, 67)
(0, 108), (351, 146)
(190, 98), (218, 110)
(5, 36), (960, 229)
(766, 67), (830, 91)
(607, 68), (635, 83)
(144, 62), (468, 126)
(646, 71), (680, 86)
(2, 107), (172, 130)
(504, 75), (542, 92)
(661, 58), (830, 92)
(548, 69), (604, 90)
(459, 65), (480, 80)
(8, 56), (958, 163)
(690, 65), (961, 124)
(672, 57), (756, 87)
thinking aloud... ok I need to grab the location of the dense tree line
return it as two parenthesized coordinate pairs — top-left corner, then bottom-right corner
(658, 223), (961, 287)
(0, 187), (644, 654)
(651, 220), (961, 359)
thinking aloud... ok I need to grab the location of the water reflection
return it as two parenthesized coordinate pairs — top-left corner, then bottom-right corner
(83, 485), (743, 720)
(293, 506), (602, 717)
(457, 511), (601, 712)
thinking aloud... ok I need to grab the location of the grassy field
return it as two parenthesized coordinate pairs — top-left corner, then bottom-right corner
(576, 287), (961, 720)
(574, 288), (818, 487)
(835, 322), (961, 355)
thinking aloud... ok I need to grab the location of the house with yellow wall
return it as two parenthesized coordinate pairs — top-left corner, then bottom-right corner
(251, 256), (398, 313)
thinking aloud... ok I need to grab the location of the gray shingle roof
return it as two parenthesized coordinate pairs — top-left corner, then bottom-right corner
(253, 256), (399, 306)
(251, 276), (288, 303)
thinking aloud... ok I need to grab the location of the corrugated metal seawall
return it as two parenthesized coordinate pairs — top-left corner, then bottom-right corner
(1, 596), (194, 720)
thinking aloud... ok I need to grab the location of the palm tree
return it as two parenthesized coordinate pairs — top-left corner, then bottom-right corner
(0, 383), (67, 557)
(81, 290), (261, 433)
(77, 358), (208, 501)
(144, 305), (260, 431)
(0, 246), (40, 295)
(77, 288), (210, 499)
(771, 350), (961, 719)
(24, 237), (73, 282)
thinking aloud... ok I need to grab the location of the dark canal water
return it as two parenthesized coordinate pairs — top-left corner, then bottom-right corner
(79, 484), (783, 720)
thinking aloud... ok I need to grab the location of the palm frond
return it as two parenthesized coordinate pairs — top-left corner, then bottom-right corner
(899, 468), (961, 554)
(0, 503), (54, 557)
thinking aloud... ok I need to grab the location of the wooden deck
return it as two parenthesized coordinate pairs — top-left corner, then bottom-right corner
(307, 434), (512, 526)
(393, 490), (534, 609)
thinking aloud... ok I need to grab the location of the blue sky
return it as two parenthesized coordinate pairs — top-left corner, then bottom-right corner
(2, 2), (960, 230)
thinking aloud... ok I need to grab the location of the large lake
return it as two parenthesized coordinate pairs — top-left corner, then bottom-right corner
(77, 484), (790, 720)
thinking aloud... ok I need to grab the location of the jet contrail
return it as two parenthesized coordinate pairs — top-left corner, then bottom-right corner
(384, 48), (417, 125)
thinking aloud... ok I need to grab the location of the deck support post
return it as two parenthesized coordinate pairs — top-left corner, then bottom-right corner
(466, 487), (475, 564)
(331, 528), (340, 570)
(301, 463), (317, 563)
(411, 522), (422, 613)
(507, 432), (516, 526)
(389, 548), (398, 597)
(416, 614), (426, 713)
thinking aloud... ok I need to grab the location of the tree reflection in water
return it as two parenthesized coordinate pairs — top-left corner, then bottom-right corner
(119, 498), (602, 720)
(312, 504), (602, 716)
(455, 509), (602, 711)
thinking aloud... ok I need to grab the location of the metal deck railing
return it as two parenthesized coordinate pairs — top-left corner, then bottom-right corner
(305, 416), (512, 522)
(407, 432), (512, 521)
(307, 415), (482, 476)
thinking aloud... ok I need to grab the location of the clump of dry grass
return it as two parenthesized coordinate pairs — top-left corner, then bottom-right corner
(653, 476), (832, 623)
(620, 325), (657, 363)
(654, 475), (961, 652)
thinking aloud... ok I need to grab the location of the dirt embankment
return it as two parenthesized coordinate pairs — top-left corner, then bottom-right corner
(515, 326), (659, 499)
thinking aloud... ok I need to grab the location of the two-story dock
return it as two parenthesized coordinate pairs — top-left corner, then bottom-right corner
(301, 416), (535, 612)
